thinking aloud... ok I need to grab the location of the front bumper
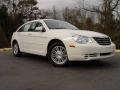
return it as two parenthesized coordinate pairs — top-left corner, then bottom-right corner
(66, 43), (116, 61)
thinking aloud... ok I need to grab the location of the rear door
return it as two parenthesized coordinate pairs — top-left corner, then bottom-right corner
(17, 22), (32, 52)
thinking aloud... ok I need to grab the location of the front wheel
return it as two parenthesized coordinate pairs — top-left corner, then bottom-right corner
(48, 42), (69, 67)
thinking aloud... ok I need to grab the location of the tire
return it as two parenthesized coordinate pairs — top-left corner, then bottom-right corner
(12, 42), (22, 57)
(48, 42), (69, 67)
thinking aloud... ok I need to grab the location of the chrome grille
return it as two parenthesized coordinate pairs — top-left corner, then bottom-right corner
(93, 37), (111, 45)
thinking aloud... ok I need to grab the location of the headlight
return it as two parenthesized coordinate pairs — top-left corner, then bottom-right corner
(72, 35), (92, 44)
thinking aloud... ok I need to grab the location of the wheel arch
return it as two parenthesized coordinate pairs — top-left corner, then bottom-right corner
(11, 39), (18, 47)
(47, 39), (66, 52)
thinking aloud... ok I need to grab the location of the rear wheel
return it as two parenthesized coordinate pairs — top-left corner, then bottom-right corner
(12, 42), (22, 57)
(48, 42), (69, 66)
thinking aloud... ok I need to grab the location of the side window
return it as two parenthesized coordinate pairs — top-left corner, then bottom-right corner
(18, 23), (31, 32)
(30, 22), (36, 30)
(18, 26), (24, 32)
(23, 23), (31, 32)
(35, 22), (42, 28)
(28, 22), (37, 32)
(27, 22), (43, 32)
(17, 22), (44, 32)
(34, 22), (43, 32)
(32, 22), (43, 32)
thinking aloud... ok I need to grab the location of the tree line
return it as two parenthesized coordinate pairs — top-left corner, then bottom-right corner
(0, 0), (45, 48)
(0, 0), (120, 48)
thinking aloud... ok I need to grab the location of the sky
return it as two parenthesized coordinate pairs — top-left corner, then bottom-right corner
(37, 0), (101, 9)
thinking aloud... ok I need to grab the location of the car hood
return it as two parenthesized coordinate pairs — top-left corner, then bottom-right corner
(49, 29), (108, 38)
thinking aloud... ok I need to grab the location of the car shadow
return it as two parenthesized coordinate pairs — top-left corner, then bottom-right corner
(21, 54), (48, 62)
(13, 52), (116, 70)
(68, 60), (115, 69)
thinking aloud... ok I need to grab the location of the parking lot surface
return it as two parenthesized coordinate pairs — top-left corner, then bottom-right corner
(0, 51), (120, 90)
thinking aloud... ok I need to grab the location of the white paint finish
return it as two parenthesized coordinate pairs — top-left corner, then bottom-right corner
(11, 19), (116, 61)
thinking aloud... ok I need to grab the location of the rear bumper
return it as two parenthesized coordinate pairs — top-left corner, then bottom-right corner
(66, 43), (116, 61)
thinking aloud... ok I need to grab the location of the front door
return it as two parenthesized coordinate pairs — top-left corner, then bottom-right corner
(25, 22), (47, 55)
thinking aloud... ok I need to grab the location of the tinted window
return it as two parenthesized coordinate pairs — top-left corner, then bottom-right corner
(18, 26), (24, 32)
(28, 22), (36, 32)
(18, 22), (43, 32)
(44, 20), (79, 30)
(34, 22), (43, 32)
(31, 22), (36, 30)
(18, 23), (31, 32)
(23, 23), (31, 32)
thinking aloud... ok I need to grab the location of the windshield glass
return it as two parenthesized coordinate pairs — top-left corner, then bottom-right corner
(44, 20), (79, 30)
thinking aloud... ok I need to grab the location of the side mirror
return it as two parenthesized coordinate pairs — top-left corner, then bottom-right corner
(35, 26), (46, 32)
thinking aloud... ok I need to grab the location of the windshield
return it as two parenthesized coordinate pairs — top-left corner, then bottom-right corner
(44, 20), (79, 30)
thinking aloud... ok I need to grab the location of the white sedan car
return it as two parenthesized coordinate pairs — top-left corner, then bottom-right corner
(11, 19), (116, 66)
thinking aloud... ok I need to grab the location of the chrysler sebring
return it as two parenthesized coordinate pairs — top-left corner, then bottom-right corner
(11, 19), (116, 66)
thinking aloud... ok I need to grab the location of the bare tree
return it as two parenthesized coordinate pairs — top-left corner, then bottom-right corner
(77, 0), (120, 48)
(63, 8), (80, 26)
(80, 0), (120, 33)
(52, 6), (57, 19)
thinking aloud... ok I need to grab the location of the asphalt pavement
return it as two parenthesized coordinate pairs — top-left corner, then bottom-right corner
(0, 51), (120, 90)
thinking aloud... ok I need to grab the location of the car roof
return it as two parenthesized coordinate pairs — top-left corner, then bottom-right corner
(27, 19), (56, 23)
